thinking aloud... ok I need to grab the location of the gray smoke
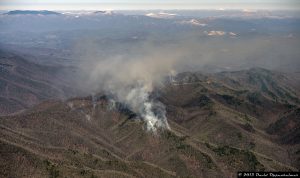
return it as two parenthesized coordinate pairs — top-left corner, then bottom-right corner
(75, 40), (189, 132)
(73, 34), (300, 132)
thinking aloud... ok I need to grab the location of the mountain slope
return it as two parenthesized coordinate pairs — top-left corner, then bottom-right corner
(0, 50), (77, 115)
(0, 68), (299, 177)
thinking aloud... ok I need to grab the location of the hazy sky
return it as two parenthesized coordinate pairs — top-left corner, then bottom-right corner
(1, 0), (299, 10)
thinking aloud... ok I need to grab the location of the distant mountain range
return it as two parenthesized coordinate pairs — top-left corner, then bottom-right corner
(4, 9), (297, 19)
(3, 10), (116, 16)
(4, 10), (61, 15)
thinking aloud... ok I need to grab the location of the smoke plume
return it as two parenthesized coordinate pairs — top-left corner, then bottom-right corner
(76, 40), (190, 132)
(73, 34), (300, 132)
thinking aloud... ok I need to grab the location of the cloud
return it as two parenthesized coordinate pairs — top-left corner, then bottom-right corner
(178, 19), (207, 26)
(206, 31), (226, 36)
(145, 12), (177, 19)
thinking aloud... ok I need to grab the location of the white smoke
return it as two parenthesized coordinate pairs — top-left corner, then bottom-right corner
(124, 83), (169, 132)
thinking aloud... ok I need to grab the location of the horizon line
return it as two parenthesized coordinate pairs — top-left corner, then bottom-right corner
(0, 2), (299, 11)
(1, 9), (299, 11)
